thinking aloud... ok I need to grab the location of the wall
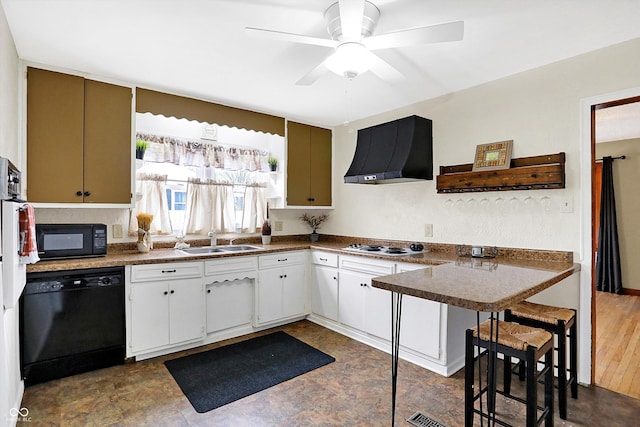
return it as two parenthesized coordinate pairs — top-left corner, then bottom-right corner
(0, 3), (23, 426)
(595, 138), (640, 291)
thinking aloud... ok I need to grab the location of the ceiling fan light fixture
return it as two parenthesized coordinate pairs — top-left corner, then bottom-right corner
(325, 42), (375, 79)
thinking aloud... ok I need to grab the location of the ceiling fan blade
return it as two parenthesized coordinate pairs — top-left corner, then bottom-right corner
(369, 53), (404, 83)
(296, 61), (329, 86)
(364, 21), (464, 50)
(245, 27), (338, 48)
(339, 0), (366, 41)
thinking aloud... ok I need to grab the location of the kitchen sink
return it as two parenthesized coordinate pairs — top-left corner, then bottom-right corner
(179, 247), (227, 255)
(219, 245), (263, 252)
(178, 244), (263, 255)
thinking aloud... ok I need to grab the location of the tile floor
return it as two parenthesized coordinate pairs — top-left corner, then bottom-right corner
(20, 320), (640, 426)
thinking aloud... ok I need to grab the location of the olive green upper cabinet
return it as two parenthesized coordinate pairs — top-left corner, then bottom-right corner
(27, 67), (132, 204)
(286, 121), (332, 207)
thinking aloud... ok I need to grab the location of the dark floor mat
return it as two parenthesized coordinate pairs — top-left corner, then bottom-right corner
(164, 331), (335, 413)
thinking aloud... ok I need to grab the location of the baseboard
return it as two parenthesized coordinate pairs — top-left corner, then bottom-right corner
(623, 288), (640, 296)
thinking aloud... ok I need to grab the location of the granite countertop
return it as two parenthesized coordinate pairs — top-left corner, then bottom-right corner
(26, 234), (580, 305)
(371, 259), (580, 312)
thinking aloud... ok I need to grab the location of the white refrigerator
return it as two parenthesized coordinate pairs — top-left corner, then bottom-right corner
(1, 200), (26, 310)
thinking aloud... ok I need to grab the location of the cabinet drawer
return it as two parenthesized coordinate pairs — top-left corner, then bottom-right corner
(130, 262), (203, 282)
(205, 256), (258, 276)
(340, 256), (394, 276)
(259, 251), (306, 269)
(311, 251), (338, 267)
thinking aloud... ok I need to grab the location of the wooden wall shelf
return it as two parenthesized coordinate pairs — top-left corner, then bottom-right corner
(436, 152), (565, 193)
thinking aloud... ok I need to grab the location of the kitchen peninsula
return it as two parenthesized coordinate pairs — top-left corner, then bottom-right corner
(371, 248), (580, 426)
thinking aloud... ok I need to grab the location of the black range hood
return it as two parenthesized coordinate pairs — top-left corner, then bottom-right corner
(344, 115), (433, 184)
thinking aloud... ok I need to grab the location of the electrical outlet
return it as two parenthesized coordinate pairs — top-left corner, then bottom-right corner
(424, 223), (433, 238)
(113, 224), (123, 238)
(560, 197), (573, 213)
(273, 221), (283, 232)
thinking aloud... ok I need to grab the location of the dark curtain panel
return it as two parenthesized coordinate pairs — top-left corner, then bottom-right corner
(595, 156), (623, 293)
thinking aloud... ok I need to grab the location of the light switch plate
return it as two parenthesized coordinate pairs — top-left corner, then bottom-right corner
(560, 197), (573, 213)
(424, 224), (433, 238)
(113, 224), (123, 238)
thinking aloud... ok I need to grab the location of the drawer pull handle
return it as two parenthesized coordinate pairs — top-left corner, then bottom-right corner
(163, 291), (168, 295)
(207, 289), (211, 294)
(320, 258), (327, 261)
(278, 258), (287, 262)
(162, 269), (177, 273)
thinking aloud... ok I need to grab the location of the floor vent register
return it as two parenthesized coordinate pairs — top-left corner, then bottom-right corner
(406, 411), (450, 427)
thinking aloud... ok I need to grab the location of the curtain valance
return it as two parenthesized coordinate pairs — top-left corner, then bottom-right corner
(136, 88), (285, 136)
(137, 132), (270, 171)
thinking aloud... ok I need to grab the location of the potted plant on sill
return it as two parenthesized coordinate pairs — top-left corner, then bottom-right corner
(267, 156), (278, 172)
(300, 213), (328, 242)
(261, 219), (272, 244)
(136, 139), (149, 160)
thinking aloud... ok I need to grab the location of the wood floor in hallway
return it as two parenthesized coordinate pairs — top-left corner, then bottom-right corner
(595, 291), (640, 399)
(20, 320), (640, 426)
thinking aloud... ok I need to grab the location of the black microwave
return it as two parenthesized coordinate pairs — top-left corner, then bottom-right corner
(36, 224), (107, 259)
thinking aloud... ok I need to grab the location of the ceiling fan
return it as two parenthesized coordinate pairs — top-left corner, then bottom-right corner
(245, 0), (464, 85)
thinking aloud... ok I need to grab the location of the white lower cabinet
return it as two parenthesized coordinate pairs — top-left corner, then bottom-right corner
(396, 262), (441, 360)
(205, 257), (257, 335)
(127, 262), (205, 358)
(310, 251), (339, 321)
(121, 249), (474, 376)
(256, 251), (307, 325)
(338, 256), (395, 341)
(206, 279), (253, 333)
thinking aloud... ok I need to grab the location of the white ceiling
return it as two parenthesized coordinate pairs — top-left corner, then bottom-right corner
(3, 0), (640, 128)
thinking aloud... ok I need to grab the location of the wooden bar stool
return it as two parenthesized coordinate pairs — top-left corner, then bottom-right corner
(465, 319), (554, 427)
(505, 301), (577, 419)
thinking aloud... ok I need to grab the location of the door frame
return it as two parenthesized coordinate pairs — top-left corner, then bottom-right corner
(579, 86), (640, 385)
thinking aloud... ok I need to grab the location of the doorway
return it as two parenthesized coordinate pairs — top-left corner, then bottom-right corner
(591, 96), (640, 399)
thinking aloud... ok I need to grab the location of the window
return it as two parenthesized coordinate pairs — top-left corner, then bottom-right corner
(134, 115), (283, 235)
(137, 159), (267, 234)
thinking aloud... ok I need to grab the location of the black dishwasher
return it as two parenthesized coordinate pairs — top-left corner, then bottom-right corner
(20, 266), (125, 386)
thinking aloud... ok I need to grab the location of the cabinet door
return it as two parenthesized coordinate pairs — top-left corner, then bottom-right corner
(338, 270), (366, 330)
(286, 121), (311, 206)
(206, 278), (253, 333)
(130, 282), (170, 352)
(311, 265), (338, 321)
(396, 264), (441, 359)
(257, 269), (283, 324)
(27, 67), (84, 203)
(286, 121), (332, 206)
(282, 264), (306, 318)
(83, 79), (132, 204)
(168, 278), (204, 344)
(401, 296), (441, 359)
(309, 126), (332, 206)
(365, 284), (392, 341)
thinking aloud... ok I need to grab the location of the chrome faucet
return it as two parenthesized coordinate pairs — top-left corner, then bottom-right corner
(229, 238), (235, 246)
(207, 230), (217, 247)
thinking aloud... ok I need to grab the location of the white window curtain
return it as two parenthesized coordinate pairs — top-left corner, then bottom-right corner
(183, 178), (236, 234)
(241, 184), (267, 233)
(129, 173), (173, 235)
